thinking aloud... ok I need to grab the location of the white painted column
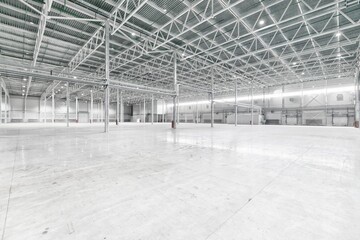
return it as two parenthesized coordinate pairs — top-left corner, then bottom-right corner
(235, 80), (237, 126)
(172, 53), (177, 129)
(104, 20), (110, 132)
(151, 95), (154, 124)
(44, 97), (47, 123)
(66, 82), (70, 127)
(0, 86), (2, 124)
(116, 89), (119, 125)
(210, 71), (214, 128)
(251, 80), (254, 126)
(120, 91), (124, 123)
(301, 82), (304, 125)
(177, 95), (180, 124)
(196, 102), (198, 124)
(162, 99), (165, 123)
(52, 89), (55, 124)
(90, 90), (93, 123)
(100, 100), (103, 123)
(281, 85), (285, 125)
(143, 98), (146, 123)
(6, 95), (9, 123)
(325, 79), (328, 126)
(75, 97), (78, 123)
(354, 67), (360, 128)
(23, 96), (27, 123)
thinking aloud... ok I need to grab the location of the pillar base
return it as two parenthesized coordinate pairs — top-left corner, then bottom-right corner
(171, 121), (176, 129)
(355, 121), (359, 128)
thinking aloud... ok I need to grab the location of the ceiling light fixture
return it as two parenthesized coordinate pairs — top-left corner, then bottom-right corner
(73, 76), (77, 79)
(131, 32), (136, 36)
(301, 72), (305, 75)
(23, 78), (26, 81)
(336, 32), (341, 37)
(259, 19), (265, 25)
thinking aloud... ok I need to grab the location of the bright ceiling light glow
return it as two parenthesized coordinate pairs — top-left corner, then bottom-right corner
(301, 72), (305, 75)
(73, 76), (77, 79)
(259, 19), (265, 25)
(131, 32), (136, 36)
(336, 32), (341, 37)
(292, 62), (297, 65)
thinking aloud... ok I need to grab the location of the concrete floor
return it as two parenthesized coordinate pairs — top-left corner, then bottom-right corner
(0, 123), (360, 240)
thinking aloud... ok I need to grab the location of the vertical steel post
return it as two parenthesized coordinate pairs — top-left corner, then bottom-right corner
(211, 69), (214, 128)
(354, 67), (360, 128)
(23, 96), (26, 123)
(116, 89), (119, 125)
(325, 79), (328, 126)
(196, 102), (198, 124)
(66, 82), (69, 127)
(162, 99), (165, 123)
(52, 89), (55, 123)
(0, 86), (2, 124)
(172, 53), (177, 129)
(281, 85), (285, 125)
(301, 82), (304, 125)
(5, 94), (7, 123)
(75, 97), (78, 123)
(151, 95), (154, 124)
(143, 98), (146, 123)
(177, 95), (180, 124)
(120, 91), (124, 122)
(104, 20), (110, 132)
(235, 80), (238, 126)
(90, 90), (93, 123)
(44, 97), (47, 123)
(251, 80), (254, 125)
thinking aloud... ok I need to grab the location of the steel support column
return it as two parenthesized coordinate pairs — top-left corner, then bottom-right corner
(151, 95), (154, 124)
(281, 85), (285, 125)
(120, 91), (124, 123)
(143, 98), (146, 123)
(172, 53), (177, 129)
(235, 80), (238, 126)
(75, 97), (78, 123)
(251, 80), (254, 125)
(104, 20), (110, 133)
(177, 96), (180, 124)
(325, 79), (328, 126)
(5, 94), (7, 123)
(162, 100), (165, 123)
(196, 102), (198, 124)
(0, 87), (2, 124)
(51, 89), (54, 123)
(23, 97), (27, 123)
(44, 97), (47, 123)
(116, 89), (119, 125)
(355, 67), (360, 128)
(66, 82), (69, 127)
(90, 90), (93, 123)
(210, 70), (214, 128)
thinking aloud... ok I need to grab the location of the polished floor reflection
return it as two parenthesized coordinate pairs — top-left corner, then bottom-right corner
(1, 123), (360, 240)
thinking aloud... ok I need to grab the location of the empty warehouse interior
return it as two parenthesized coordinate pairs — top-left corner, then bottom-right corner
(0, 0), (360, 239)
